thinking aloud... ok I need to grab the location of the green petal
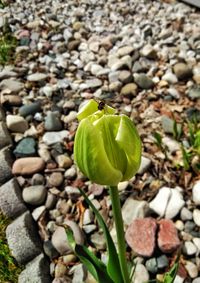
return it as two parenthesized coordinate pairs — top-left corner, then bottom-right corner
(95, 115), (127, 175)
(77, 99), (98, 121)
(116, 115), (141, 180)
(74, 118), (123, 185)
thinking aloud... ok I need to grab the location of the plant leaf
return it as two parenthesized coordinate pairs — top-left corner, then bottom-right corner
(163, 260), (179, 283)
(79, 188), (124, 283)
(65, 227), (114, 283)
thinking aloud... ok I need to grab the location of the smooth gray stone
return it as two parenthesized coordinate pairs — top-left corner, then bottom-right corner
(181, 0), (200, 8)
(14, 137), (36, 157)
(0, 122), (12, 150)
(19, 101), (41, 117)
(6, 211), (42, 264)
(0, 178), (27, 218)
(18, 253), (51, 283)
(0, 148), (13, 186)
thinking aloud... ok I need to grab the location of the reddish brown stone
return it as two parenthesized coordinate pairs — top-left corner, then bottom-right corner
(125, 218), (157, 257)
(158, 219), (181, 253)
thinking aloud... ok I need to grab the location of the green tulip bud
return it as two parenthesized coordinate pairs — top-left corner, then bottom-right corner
(74, 99), (141, 186)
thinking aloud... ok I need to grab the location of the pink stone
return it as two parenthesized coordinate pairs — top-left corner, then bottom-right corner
(125, 218), (157, 257)
(12, 157), (45, 175)
(158, 219), (181, 253)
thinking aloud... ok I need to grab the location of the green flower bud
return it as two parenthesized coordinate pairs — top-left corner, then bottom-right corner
(74, 100), (141, 186)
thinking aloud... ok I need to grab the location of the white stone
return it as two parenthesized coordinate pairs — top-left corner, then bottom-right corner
(122, 198), (149, 226)
(149, 187), (171, 217)
(183, 241), (198, 256)
(27, 73), (48, 82)
(185, 261), (198, 278)
(6, 115), (28, 133)
(192, 180), (200, 205)
(42, 131), (69, 145)
(162, 137), (180, 153)
(175, 220), (184, 231)
(193, 238), (200, 252)
(193, 209), (200, 226)
(162, 72), (178, 84)
(174, 275), (185, 283)
(132, 264), (149, 283)
(138, 156), (151, 174)
(165, 189), (185, 219)
(32, 206), (46, 221)
(180, 207), (193, 221)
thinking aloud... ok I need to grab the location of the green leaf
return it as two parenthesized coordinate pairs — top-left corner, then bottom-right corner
(79, 188), (124, 283)
(153, 132), (162, 148)
(65, 227), (113, 283)
(163, 259), (179, 283)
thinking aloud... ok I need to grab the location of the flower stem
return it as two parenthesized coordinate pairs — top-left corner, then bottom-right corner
(109, 186), (130, 283)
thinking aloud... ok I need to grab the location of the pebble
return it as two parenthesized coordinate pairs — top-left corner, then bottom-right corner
(193, 209), (200, 226)
(22, 185), (47, 205)
(193, 238), (200, 252)
(32, 205), (46, 221)
(180, 207), (193, 221)
(42, 131), (69, 145)
(134, 73), (154, 89)
(0, 79), (24, 93)
(48, 172), (64, 187)
(27, 73), (48, 82)
(55, 262), (67, 278)
(12, 157), (45, 175)
(185, 261), (198, 278)
(122, 198), (149, 226)
(149, 187), (171, 217)
(188, 86), (200, 99)
(145, 258), (158, 274)
(83, 209), (94, 225)
(55, 155), (72, 168)
(132, 263), (149, 283)
(71, 264), (87, 283)
(14, 137), (36, 157)
(6, 115), (28, 133)
(90, 232), (106, 250)
(137, 156), (152, 175)
(173, 63), (193, 80)
(19, 101), (41, 117)
(158, 219), (181, 253)
(44, 112), (62, 131)
(43, 240), (59, 260)
(192, 180), (200, 205)
(162, 72), (178, 84)
(165, 189), (185, 219)
(183, 241), (198, 256)
(120, 83), (138, 96)
(125, 218), (157, 257)
(156, 255), (169, 270)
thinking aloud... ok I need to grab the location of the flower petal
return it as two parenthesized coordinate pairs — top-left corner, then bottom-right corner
(74, 118), (123, 185)
(116, 115), (141, 180)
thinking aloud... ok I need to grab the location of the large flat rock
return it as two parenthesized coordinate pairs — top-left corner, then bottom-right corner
(0, 178), (27, 218)
(181, 0), (200, 8)
(6, 211), (42, 264)
(18, 254), (51, 283)
(0, 148), (13, 186)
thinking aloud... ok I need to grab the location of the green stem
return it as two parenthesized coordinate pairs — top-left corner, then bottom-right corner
(109, 186), (130, 283)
